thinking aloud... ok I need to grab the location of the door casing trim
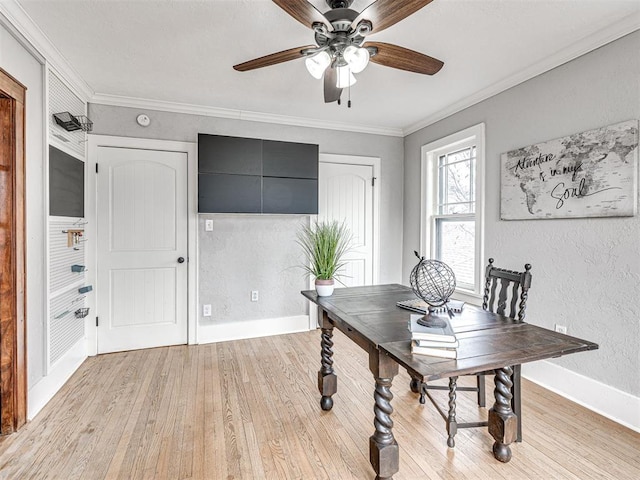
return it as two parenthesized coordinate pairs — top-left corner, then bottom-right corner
(87, 135), (198, 354)
(0, 66), (27, 434)
(309, 153), (381, 328)
(319, 153), (381, 284)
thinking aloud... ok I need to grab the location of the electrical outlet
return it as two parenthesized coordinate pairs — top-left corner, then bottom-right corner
(203, 304), (212, 317)
(554, 324), (567, 334)
(205, 219), (213, 231)
(251, 290), (259, 302)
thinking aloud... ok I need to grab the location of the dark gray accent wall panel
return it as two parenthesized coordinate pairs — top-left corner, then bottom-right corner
(197, 133), (318, 213)
(198, 134), (262, 175)
(263, 177), (318, 214)
(262, 140), (318, 179)
(49, 145), (84, 217)
(199, 173), (261, 213)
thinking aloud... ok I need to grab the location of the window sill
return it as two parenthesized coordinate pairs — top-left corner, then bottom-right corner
(452, 288), (483, 307)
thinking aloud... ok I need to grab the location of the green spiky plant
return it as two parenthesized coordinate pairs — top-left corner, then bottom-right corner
(297, 220), (352, 282)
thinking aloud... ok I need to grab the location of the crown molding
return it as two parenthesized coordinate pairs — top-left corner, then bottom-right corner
(90, 93), (404, 137)
(0, 0), (94, 102)
(403, 13), (640, 136)
(4, 0), (635, 139)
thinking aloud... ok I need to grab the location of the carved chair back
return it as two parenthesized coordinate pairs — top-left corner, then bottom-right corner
(482, 258), (532, 321)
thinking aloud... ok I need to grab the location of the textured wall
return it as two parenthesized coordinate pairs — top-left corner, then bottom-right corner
(198, 215), (309, 324)
(1, 21), (46, 388)
(403, 31), (640, 395)
(88, 105), (404, 324)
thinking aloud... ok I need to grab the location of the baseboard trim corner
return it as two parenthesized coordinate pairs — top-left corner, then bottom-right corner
(197, 315), (311, 344)
(27, 338), (87, 420)
(522, 360), (639, 433)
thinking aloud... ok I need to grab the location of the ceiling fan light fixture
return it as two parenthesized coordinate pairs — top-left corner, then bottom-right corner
(305, 51), (331, 79)
(336, 65), (357, 88)
(343, 45), (370, 74)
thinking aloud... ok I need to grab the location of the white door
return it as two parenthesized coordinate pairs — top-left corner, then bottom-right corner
(96, 146), (188, 354)
(319, 160), (376, 287)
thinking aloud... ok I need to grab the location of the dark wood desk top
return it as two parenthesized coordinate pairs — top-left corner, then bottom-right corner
(303, 283), (599, 381)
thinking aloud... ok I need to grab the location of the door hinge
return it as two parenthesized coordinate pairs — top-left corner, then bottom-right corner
(372, 177), (376, 187)
(95, 163), (99, 173)
(96, 316), (99, 327)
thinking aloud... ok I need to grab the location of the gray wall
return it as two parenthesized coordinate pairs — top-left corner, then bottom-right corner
(88, 104), (404, 324)
(1, 20), (46, 389)
(198, 214), (309, 324)
(403, 31), (640, 396)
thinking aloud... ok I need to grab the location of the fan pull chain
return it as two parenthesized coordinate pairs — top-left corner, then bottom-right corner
(348, 71), (352, 108)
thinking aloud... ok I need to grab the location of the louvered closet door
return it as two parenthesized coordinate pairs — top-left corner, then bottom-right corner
(96, 146), (188, 354)
(318, 161), (374, 287)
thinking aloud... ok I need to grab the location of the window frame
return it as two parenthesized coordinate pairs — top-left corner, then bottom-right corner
(420, 123), (485, 300)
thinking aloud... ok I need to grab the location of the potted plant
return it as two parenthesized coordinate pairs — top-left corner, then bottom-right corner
(297, 220), (351, 296)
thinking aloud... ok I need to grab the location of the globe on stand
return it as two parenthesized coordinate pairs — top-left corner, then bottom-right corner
(409, 251), (456, 328)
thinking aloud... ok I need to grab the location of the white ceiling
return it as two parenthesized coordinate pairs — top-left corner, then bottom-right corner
(16, 0), (640, 135)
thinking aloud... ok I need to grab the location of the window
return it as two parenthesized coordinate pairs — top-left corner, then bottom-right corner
(421, 124), (485, 296)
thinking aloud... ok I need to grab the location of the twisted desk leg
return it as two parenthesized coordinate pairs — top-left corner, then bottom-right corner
(318, 310), (337, 411)
(446, 376), (458, 448)
(369, 352), (399, 480)
(488, 366), (517, 462)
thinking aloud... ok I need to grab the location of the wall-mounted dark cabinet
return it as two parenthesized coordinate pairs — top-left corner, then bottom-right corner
(262, 140), (318, 179)
(198, 134), (318, 214)
(198, 173), (262, 213)
(198, 135), (262, 176)
(263, 177), (318, 214)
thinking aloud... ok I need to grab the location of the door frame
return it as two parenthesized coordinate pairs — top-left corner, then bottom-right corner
(87, 135), (198, 354)
(0, 67), (27, 434)
(319, 153), (381, 284)
(309, 153), (381, 328)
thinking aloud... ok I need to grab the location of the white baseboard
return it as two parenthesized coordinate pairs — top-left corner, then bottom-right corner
(27, 338), (87, 420)
(197, 315), (311, 344)
(522, 360), (639, 433)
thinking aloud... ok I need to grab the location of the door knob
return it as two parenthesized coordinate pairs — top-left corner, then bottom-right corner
(177, 257), (185, 263)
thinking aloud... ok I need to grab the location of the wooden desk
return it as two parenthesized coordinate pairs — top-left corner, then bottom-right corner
(302, 284), (598, 480)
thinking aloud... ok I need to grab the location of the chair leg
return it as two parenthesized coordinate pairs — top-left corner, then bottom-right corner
(447, 376), (458, 447)
(409, 376), (420, 393)
(477, 374), (486, 407)
(512, 364), (522, 442)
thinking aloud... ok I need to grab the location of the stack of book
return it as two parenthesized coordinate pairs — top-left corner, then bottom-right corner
(408, 313), (459, 358)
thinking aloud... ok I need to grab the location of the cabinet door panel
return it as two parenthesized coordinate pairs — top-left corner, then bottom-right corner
(198, 173), (261, 213)
(263, 177), (318, 214)
(198, 134), (262, 175)
(262, 140), (318, 179)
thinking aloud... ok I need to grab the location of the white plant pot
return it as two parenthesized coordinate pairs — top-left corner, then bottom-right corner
(315, 278), (335, 297)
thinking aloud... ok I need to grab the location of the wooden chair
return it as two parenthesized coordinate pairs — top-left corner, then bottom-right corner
(413, 258), (532, 447)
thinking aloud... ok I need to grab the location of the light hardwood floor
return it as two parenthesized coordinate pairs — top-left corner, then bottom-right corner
(1, 330), (639, 479)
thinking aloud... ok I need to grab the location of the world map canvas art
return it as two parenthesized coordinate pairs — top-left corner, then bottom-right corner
(500, 120), (638, 220)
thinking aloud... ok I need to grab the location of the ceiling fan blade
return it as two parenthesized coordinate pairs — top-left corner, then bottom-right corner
(365, 42), (444, 75)
(324, 68), (342, 103)
(233, 45), (315, 72)
(272, 0), (333, 32)
(353, 0), (434, 35)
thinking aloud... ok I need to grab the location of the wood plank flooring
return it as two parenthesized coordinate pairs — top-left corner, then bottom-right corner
(1, 330), (639, 479)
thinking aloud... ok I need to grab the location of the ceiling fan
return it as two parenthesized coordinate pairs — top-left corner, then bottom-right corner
(233, 0), (444, 105)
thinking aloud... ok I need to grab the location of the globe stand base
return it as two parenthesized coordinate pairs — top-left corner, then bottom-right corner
(417, 309), (448, 328)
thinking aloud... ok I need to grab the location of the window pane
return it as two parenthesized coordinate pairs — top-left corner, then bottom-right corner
(446, 160), (471, 204)
(447, 148), (471, 164)
(444, 202), (473, 214)
(436, 219), (475, 288)
(437, 146), (476, 215)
